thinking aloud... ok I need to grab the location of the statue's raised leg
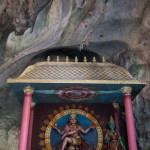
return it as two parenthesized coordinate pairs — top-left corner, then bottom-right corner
(61, 137), (73, 150)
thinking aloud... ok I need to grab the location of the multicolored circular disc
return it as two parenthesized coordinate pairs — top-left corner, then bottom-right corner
(55, 86), (98, 101)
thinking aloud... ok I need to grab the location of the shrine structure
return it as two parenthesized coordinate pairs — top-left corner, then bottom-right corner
(7, 56), (146, 150)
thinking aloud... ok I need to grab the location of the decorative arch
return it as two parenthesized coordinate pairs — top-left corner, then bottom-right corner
(39, 105), (104, 150)
(45, 109), (103, 150)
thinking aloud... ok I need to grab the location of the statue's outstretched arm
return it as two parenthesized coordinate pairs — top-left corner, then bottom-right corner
(80, 124), (95, 134)
(80, 126), (91, 134)
(52, 124), (63, 135)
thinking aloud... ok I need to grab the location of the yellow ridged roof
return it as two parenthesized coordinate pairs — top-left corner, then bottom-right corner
(7, 61), (146, 84)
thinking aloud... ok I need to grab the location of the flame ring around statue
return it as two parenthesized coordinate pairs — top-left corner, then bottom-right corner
(45, 109), (103, 150)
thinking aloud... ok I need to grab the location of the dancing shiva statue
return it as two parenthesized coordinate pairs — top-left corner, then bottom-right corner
(52, 114), (95, 150)
(105, 116), (126, 150)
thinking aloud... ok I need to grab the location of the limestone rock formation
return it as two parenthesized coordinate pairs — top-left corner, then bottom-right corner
(0, 0), (150, 149)
(0, 126), (20, 150)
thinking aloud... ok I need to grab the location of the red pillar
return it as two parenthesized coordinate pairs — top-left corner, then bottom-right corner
(27, 102), (36, 150)
(121, 87), (137, 150)
(18, 87), (34, 150)
(112, 103), (119, 131)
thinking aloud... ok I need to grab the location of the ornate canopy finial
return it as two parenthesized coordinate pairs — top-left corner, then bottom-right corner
(93, 57), (96, 63)
(47, 56), (50, 62)
(75, 56), (78, 63)
(102, 57), (106, 63)
(83, 56), (87, 63)
(56, 56), (59, 62)
(66, 56), (69, 62)
(108, 116), (115, 124)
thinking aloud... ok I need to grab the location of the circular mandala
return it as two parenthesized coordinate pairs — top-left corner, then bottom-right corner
(55, 86), (98, 101)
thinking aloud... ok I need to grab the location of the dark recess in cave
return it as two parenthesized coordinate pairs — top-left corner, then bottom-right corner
(32, 47), (102, 62)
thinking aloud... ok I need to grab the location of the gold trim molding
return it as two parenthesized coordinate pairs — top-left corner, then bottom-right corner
(23, 87), (34, 94)
(7, 78), (146, 84)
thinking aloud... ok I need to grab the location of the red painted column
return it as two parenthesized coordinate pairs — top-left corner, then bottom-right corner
(27, 102), (36, 150)
(112, 103), (119, 131)
(18, 87), (34, 150)
(121, 87), (137, 150)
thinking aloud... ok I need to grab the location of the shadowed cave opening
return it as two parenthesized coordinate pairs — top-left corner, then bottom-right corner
(32, 47), (102, 62)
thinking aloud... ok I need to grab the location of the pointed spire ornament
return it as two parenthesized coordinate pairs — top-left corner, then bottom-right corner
(47, 56), (50, 62)
(83, 56), (87, 63)
(93, 57), (96, 63)
(56, 56), (59, 62)
(75, 56), (78, 63)
(66, 56), (69, 62)
(102, 57), (106, 63)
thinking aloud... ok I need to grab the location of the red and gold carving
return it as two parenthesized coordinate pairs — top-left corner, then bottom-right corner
(53, 110), (59, 115)
(43, 120), (49, 125)
(40, 126), (46, 132)
(39, 140), (45, 146)
(39, 133), (45, 138)
(48, 115), (53, 120)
